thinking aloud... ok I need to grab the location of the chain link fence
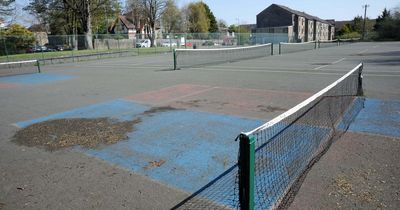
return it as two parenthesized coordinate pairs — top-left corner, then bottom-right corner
(0, 32), (290, 63)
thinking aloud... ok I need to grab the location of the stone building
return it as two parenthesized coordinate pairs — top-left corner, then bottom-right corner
(253, 4), (335, 43)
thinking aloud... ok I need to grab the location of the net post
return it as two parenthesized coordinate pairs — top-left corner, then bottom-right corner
(279, 42), (281, 55)
(239, 134), (255, 210)
(173, 49), (177, 70)
(271, 43), (274, 55)
(36, 60), (41, 73)
(357, 63), (364, 96)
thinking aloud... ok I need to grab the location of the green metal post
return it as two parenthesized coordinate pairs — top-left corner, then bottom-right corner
(279, 42), (281, 55)
(239, 134), (255, 210)
(37, 60), (41, 73)
(173, 49), (177, 70)
(271, 43), (274, 55)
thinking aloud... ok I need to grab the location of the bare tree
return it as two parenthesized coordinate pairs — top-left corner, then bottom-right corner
(141, 0), (166, 47)
(0, 0), (15, 17)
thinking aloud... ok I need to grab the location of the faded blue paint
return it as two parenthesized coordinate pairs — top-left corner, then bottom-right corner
(15, 99), (263, 194)
(16, 99), (148, 128)
(347, 98), (400, 137)
(85, 110), (263, 193)
(0, 73), (73, 85)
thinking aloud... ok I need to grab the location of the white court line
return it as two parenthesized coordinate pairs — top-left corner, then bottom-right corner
(11, 123), (21, 128)
(332, 57), (346, 64)
(358, 49), (369, 54)
(313, 57), (346, 70)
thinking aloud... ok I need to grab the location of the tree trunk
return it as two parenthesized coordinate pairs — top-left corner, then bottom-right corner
(84, 0), (93, 49)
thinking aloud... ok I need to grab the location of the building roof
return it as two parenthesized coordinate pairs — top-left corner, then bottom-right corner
(119, 15), (135, 29)
(273, 4), (334, 26)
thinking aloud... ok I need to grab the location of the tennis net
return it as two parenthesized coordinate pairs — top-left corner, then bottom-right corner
(0, 60), (41, 77)
(173, 44), (273, 70)
(318, 39), (339, 48)
(238, 63), (364, 210)
(278, 41), (316, 54)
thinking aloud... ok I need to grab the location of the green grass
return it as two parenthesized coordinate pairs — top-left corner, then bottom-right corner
(0, 47), (175, 63)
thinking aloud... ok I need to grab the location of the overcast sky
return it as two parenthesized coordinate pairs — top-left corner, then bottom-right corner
(13, 0), (400, 26)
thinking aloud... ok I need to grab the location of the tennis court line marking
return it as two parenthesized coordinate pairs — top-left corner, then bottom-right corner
(358, 49), (369, 54)
(313, 57), (346, 70)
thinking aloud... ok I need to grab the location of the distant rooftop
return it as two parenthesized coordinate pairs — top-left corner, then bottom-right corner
(272, 4), (334, 25)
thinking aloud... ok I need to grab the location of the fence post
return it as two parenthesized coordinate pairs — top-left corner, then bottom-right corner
(169, 33), (172, 52)
(173, 49), (177, 70)
(2, 36), (9, 62)
(239, 134), (255, 210)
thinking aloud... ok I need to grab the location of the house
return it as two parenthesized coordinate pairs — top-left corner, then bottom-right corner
(28, 24), (49, 46)
(108, 12), (161, 40)
(253, 4), (335, 43)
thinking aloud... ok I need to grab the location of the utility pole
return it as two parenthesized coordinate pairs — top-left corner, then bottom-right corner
(362, 4), (370, 40)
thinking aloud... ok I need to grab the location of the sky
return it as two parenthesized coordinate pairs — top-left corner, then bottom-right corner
(12, 0), (400, 26)
(178, 0), (400, 25)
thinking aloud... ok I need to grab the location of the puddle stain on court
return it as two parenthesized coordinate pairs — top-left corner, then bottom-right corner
(13, 118), (141, 151)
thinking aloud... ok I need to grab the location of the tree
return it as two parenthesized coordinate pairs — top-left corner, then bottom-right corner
(0, 0), (15, 17)
(0, 24), (35, 55)
(352, 15), (363, 33)
(217, 19), (227, 31)
(161, 0), (181, 33)
(187, 2), (209, 33)
(24, 0), (120, 49)
(228, 24), (237, 33)
(199, 2), (217, 33)
(24, 0), (52, 32)
(338, 23), (352, 36)
(129, 0), (166, 47)
(374, 7), (400, 40)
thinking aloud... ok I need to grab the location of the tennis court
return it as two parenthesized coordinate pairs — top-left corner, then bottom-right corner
(0, 41), (399, 209)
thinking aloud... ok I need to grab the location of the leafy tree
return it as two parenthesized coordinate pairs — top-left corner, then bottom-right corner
(374, 7), (400, 40)
(23, 0), (51, 32)
(338, 23), (352, 36)
(352, 15), (363, 33)
(199, 2), (217, 33)
(0, 0), (15, 17)
(161, 0), (181, 33)
(228, 24), (237, 33)
(187, 2), (209, 33)
(24, 0), (120, 49)
(0, 24), (35, 55)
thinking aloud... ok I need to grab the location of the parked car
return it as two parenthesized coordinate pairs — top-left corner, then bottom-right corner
(162, 41), (177, 47)
(26, 45), (48, 53)
(136, 39), (153, 48)
(202, 40), (216, 46)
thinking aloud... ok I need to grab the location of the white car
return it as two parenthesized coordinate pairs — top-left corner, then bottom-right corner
(162, 41), (177, 47)
(136, 39), (153, 48)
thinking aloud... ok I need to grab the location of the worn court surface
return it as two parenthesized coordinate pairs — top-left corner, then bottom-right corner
(0, 42), (399, 209)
